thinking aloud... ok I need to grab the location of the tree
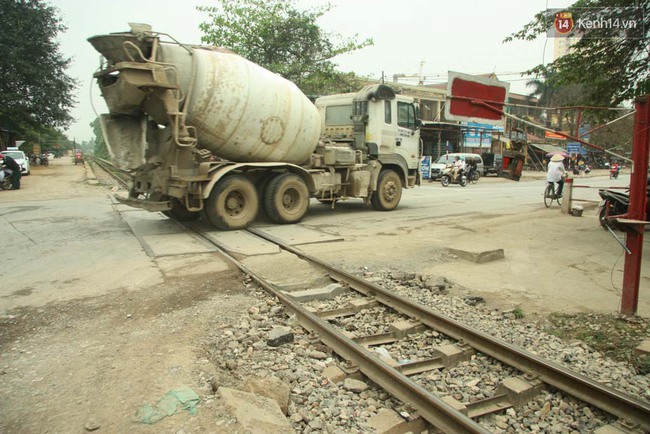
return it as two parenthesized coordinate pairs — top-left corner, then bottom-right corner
(91, 117), (109, 159)
(0, 0), (77, 138)
(506, 0), (649, 106)
(197, 0), (372, 95)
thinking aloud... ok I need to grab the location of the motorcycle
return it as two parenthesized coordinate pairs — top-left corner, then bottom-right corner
(0, 166), (13, 190)
(609, 166), (620, 179)
(30, 154), (49, 166)
(440, 165), (468, 187)
(598, 185), (650, 230)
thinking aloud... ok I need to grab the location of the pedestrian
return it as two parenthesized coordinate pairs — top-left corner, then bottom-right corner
(3, 154), (22, 190)
(546, 154), (566, 197)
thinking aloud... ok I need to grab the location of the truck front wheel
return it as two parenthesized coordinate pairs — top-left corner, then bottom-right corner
(371, 169), (402, 211)
(263, 173), (310, 224)
(205, 176), (259, 230)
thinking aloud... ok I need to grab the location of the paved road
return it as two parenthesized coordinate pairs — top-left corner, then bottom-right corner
(1, 160), (647, 316)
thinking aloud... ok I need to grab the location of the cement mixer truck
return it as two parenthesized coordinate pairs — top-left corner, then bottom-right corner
(89, 24), (422, 230)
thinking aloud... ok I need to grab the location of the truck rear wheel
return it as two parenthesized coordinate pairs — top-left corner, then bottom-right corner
(205, 175), (259, 230)
(163, 198), (200, 222)
(263, 173), (310, 224)
(371, 169), (402, 211)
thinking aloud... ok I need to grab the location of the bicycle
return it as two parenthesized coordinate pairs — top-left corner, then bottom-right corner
(544, 182), (563, 207)
(467, 170), (480, 184)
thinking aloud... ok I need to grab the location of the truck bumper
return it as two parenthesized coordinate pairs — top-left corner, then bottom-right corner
(114, 195), (171, 212)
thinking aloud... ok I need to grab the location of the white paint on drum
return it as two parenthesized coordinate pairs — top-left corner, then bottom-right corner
(160, 45), (321, 165)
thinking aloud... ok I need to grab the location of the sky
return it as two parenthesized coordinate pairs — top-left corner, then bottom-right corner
(52, 0), (574, 142)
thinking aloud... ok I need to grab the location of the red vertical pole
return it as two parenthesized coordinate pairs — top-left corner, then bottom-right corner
(620, 95), (650, 315)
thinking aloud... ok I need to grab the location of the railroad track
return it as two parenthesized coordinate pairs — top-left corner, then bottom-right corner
(89, 156), (130, 188)
(94, 157), (649, 433)
(185, 225), (650, 434)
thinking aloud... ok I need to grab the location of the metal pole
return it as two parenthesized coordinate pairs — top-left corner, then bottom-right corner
(620, 95), (650, 315)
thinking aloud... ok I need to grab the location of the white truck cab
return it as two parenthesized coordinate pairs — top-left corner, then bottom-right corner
(316, 85), (421, 188)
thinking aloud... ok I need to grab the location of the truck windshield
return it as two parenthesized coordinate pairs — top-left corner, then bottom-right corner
(397, 102), (416, 129)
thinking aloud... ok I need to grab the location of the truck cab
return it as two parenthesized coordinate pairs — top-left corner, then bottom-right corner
(316, 85), (421, 189)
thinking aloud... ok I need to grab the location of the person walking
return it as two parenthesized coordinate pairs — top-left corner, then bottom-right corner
(546, 154), (566, 197)
(2, 154), (21, 190)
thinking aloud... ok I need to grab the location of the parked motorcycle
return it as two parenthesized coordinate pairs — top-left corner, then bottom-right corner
(0, 166), (13, 190)
(598, 185), (650, 229)
(30, 154), (49, 166)
(440, 165), (468, 187)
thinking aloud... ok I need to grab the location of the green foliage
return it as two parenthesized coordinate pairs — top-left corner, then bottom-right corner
(197, 0), (372, 95)
(547, 312), (650, 372)
(513, 307), (525, 319)
(91, 117), (109, 159)
(15, 125), (70, 155)
(506, 0), (649, 105)
(0, 0), (77, 137)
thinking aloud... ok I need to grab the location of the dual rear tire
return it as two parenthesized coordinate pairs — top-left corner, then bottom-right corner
(169, 169), (401, 229)
(201, 173), (310, 230)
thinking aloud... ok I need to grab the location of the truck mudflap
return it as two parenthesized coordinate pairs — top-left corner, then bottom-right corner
(113, 194), (171, 212)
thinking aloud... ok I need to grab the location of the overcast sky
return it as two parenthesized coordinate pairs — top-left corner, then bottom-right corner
(53, 0), (573, 142)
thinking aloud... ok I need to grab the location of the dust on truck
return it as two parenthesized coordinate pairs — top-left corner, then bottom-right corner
(89, 24), (422, 230)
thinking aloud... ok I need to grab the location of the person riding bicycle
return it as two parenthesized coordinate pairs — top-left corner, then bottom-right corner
(466, 158), (477, 180)
(546, 154), (566, 197)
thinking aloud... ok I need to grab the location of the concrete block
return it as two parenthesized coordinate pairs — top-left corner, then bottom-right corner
(441, 395), (468, 415)
(267, 326), (294, 347)
(448, 248), (505, 264)
(434, 343), (474, 367)
(594, 422), (645, 434)
(218, 387), (293, 433)
(367, 409), (407, 434)
(254, 225), (344, 246)
(367, 408), (428, 434)
(497, 376), (543, 408)
(634, 338), (650, 357)
(323, 365), (346, 384)
(285, 283), (348, 302)
(343, 378), (369, 392)
(389, 320), (425, 338)
(244, 376), (291, 415)
(348, 299), (379, 310)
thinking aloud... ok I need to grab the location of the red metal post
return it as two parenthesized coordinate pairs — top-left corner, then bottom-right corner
(621, 95), (650, 315)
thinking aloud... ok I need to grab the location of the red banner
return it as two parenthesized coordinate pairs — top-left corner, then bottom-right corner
(545, 131), (567, 140)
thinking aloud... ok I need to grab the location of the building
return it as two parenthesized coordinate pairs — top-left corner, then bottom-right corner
(386, 74), (538, 160)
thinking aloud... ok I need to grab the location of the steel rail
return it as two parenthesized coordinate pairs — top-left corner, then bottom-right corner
(91, 157), (130, 188)
(187, 228), (490, 434)
(247, 227), (650, 431)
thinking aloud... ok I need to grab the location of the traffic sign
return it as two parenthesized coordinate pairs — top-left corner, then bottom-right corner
(445, 71), (510, 126)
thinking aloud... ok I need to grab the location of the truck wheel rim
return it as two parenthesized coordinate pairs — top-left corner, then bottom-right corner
(226, 192), (244, 215)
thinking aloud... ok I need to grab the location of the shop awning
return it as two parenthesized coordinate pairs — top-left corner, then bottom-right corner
(529, 143), (567, 154)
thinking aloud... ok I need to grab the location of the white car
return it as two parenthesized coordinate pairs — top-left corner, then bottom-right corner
(1, 148), (31, 175)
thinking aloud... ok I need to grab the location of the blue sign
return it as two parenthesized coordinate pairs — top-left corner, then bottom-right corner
(463, 122), (504, 148)
(420, 156), (431, 179)
(567, 142), (587, 155)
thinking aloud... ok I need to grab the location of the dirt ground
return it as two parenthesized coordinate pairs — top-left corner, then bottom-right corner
(0, 159), (648, 433)
(0, 160), (255, 433)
